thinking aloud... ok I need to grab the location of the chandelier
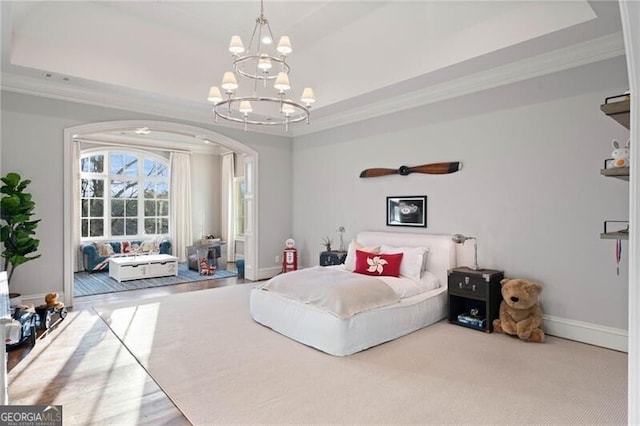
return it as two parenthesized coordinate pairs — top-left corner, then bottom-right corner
(206, 0), (316, 132)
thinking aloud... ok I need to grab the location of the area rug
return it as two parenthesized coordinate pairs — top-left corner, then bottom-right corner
(94, 285), (627, 425)
(74, 263), (236, 297)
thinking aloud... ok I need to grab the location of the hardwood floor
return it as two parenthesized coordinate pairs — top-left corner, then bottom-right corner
(7, 274), (248, 425)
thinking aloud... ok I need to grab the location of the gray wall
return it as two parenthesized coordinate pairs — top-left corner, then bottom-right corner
(292, 57), (630, 330)
(0, 90), (292, 296)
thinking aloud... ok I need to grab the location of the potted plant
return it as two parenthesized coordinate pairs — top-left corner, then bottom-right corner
(322, 237), (333, 252)
(1, 172), (41, 306)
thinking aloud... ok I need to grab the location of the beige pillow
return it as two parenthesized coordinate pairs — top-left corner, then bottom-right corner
(344, 240), (380, 271)
(95, 242), (114, 257)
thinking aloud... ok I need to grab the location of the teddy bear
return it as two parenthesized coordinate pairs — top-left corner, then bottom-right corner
(45, 293), (63, 309)
(492, 278), (544, 343)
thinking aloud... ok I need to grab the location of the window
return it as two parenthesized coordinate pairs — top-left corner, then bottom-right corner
(234, 176), (246, 238)
(80, 149), (170, 239)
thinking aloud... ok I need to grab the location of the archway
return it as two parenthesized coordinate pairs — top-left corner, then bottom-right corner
(62, 120), (259, 306)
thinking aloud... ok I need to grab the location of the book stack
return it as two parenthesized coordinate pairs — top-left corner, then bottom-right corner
(457, 313), (486, 328)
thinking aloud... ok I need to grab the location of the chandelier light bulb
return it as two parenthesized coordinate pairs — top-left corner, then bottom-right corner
(274, 72), (291, 91)
(281, 101), (295, 116)
(229, 35), (245, 55)
(277, 36), (292, 56)
(261, 35), (273, 45)
(239, 100), (253, 115)
(301, 88), (316, 105)
(207, 86), (223, 103)
(221, 72), (238, 91)
(258, 57), (272, 71)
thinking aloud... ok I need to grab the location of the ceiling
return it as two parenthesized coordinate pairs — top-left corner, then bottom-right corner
(0, 1), (626, 138)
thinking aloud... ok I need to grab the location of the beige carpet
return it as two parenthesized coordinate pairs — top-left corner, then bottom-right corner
(94, 285), (627, 425)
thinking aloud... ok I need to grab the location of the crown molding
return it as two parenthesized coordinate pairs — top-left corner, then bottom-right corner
(0, 73), (289, 137)
(294, 32), (626, 136)
(1, 33), (625, 138)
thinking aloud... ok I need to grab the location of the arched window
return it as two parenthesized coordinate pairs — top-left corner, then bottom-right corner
(80, 149), (170, 239)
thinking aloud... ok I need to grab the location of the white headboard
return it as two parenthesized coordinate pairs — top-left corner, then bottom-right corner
(356, 231), (456, 287)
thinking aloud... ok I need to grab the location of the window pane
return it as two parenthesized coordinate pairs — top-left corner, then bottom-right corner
(144, 218), (156, 234)
(125, 200), (138, 216)
(81, 155), (104, 173)
(111, 180), (138, 199)
(125, 219), (138, 235)
(157, 182), (168, 199)
(144, 159), (167, 177)
(144, 200), (156, 216)
(110, 154), (124, 175)
(111, 218), (124, 236)
(158, 200), (169, 216)
(81, 179), (104, 198)
(81, 219), (88, 237)
(89, 219), (103, 237)
(90, 199), (104, 217)
(81, 199), (88, 217)
(93, 180), (104, 198)
(159, 218), (168, 234)
(144, 182), (155, 198)
(111, 199), (124, 217)
(124, 155), (138, 176)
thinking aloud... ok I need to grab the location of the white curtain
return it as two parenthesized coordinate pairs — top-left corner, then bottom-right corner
(221, 152), (236, 262)
(72, 141), (82, 272)
(170, 152), (193, 263)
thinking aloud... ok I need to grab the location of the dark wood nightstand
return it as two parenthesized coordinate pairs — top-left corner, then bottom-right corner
(448, 267), (504, 332)
(320, 251), (347, 266)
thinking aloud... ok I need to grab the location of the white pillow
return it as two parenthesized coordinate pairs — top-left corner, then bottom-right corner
(344, 240), (380, 271)
(380, 245), (428, 282)
(416, 270), (440, 291)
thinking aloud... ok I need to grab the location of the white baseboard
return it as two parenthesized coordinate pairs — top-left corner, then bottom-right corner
(257, 266), (281, 281)
(543, 314), (628, 352)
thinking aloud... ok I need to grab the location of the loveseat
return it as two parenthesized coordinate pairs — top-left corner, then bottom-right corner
(79, 238), (172, 272)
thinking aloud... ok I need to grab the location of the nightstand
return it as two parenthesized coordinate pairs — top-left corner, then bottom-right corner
(320, 251), (347, 266)
(448, 267), (504, 332)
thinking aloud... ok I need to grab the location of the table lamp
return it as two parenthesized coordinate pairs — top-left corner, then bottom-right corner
(452, 234), (480, 270)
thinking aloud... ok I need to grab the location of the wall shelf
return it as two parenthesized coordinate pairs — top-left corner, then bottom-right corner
(600, 98), (630, 129)
(600, 231), (629, 240)
(600, 166), (630, 181)
(599, 96), (630, 241)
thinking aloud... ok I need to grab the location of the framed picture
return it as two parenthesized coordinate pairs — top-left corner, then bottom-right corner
(386, 196), (427, 227)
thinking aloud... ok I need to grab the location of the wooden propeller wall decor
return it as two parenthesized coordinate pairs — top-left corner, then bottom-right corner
(359, 162), (462, 178)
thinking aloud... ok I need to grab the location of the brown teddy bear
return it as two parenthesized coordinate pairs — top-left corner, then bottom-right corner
(45, 293), (63, 309)
(493, 278), (544, 343)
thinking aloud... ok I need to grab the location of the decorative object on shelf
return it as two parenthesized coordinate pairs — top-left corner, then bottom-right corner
(322, 237), (333, 252)
(0, 172), (41, 306)
(206, 0), (316, 132)
(610, 139), (630, 168)
(451, 234), (479, 270)
(492, 278), (544, 343)
(337, 226), (346, 252)
(386, 196), (427, 228)
(359, 162), (461, 178)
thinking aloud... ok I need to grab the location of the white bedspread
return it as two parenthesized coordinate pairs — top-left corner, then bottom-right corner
(260, 266), (400, 318)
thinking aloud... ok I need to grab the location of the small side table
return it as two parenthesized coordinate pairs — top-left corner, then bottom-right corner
(447, 267), (504, 332)
(320, 251), (347, 266)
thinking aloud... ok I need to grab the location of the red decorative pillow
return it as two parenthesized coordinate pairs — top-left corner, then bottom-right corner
(354, 249), (403, 277)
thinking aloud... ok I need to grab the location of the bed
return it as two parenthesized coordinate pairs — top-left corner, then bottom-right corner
(250, 231), (457, 356)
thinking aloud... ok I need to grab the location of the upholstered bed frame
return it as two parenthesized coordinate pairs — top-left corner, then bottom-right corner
(251, 231), (457, 356)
